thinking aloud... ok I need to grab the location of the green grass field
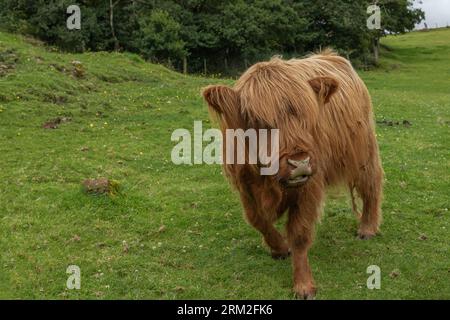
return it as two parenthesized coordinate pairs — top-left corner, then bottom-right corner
(0, 28), (449, 300)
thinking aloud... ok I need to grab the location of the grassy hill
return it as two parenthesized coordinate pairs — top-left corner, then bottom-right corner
(0, 28), (449, 299)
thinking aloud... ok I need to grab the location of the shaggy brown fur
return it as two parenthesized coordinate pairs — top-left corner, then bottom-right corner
(202, 50), (383, 299)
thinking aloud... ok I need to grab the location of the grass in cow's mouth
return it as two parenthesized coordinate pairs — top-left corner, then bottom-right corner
(0, 28), (449, 299)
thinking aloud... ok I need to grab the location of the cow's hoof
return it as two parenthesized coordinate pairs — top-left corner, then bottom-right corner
(293, 285), (316, 300)
(271, 249), (290, 260)
(358, 230), (377, 240)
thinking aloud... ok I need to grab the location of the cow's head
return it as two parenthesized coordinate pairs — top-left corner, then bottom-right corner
(202, 68), (339, 188)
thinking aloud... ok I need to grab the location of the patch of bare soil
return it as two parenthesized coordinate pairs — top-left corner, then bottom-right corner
(0, 49), (18, 77)
(376, 119), (412, 127)
(82, 178), (120, 195)
(48, 60), (86, 79)
(42, 116), (72, 129)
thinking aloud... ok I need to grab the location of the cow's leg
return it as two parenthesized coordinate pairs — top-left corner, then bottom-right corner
(242, 195), (290, 259)
(355, 159), (383, 240)
(286, 180), (323, 299)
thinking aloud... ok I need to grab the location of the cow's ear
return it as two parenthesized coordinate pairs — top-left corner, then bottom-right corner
(202, 85), (238, 114)
(308, 76), (339, 104)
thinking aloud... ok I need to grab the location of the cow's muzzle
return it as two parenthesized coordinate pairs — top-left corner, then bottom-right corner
(285, 157), (313, 187)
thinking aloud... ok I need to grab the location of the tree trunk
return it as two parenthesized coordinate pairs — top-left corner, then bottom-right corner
(224, 48), (229, 70)
(373, 37), (380, 65)
(110, 0), (120, 51)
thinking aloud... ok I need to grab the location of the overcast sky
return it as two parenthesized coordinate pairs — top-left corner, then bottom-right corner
(414, 0), (450, 29)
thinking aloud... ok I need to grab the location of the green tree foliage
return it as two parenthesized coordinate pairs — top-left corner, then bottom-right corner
(137, 9), (186, 62)
(368, 0), (425, 64)
(0, 0), (424, 74)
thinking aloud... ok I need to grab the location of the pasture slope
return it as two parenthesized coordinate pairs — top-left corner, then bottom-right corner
(0, 28), (449, 299)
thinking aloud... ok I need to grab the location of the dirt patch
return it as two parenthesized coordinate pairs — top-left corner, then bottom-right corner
(389, 270), (401, 278)
(376, 119), (412, 127)
(0, 49), (19, 77)
(34, 56), (45, 64)
(82, 178), (120, 195)
(71, 60), (85, 78)
(42, 116), (72, 129)
(42, 93), (69, 105)
(48, 60), (86, 79)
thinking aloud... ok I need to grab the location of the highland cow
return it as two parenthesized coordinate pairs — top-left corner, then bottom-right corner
(202, 50), (383, 299)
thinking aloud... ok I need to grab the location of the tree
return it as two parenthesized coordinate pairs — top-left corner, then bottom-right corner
(109, 0), (121, 51)
(301, 0), (371, 58)
(137, 9), (187, 63)
(368, 0), (425, 64)
(0, 0), (424, 73)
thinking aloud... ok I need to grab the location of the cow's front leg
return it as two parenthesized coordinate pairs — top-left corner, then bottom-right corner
(244, 203), (290, 259)
(286, 181), (323, 299)
(238, 181), (290, 259)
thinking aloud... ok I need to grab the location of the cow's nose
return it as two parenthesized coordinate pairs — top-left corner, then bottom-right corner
(288, 157), (312, 177)
(286, 157), (312, 186)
